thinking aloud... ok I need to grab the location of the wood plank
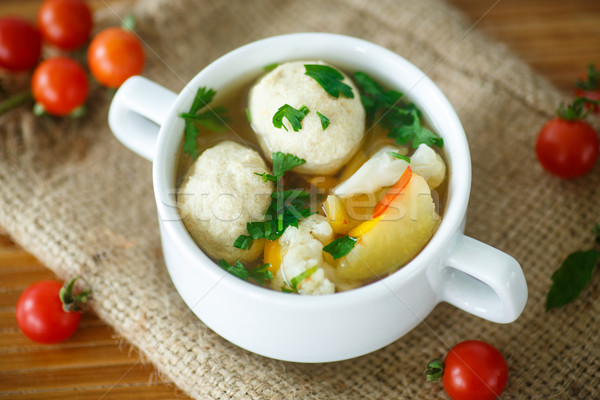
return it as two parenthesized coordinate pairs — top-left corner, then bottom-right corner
(0, 384), (186, 400)
(0, 363), (168, 392)
(0, 343), (139, 372)
(0, 324), (119, 353)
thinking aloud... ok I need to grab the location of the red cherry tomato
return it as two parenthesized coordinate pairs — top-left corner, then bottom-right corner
(31, 57), (89, 116)
(443, 340), (508, 400)
(37, 0), (92, 50)
(535, 117), (599, 179)
(0, 17), (42, 71)
(16, 281), (81, 344)
(88, 27), (145, 88)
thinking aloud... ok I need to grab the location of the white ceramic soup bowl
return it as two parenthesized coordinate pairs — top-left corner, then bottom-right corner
(108, 33), (527, 363)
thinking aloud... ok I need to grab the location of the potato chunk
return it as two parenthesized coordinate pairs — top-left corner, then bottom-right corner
(336, 174), (439, 282)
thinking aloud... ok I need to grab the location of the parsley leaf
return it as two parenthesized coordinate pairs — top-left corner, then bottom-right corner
(354, 71), (402, 119)
(593, 224), (600, 244)
(180, 86), (230, 159)
(218, 259), (249, 281)
(354, 71), (443, 149)
(253, 152), (306, 183)
(246, 189), (313, 241)
(273, 104), (309, 132)
(233, 235), (254, 250)
(264, 62), (279, 72)
(218, 259), (273, 285)
(388, 110), (443, 149)
(305, 64), (354, 99)
(249, 263), (274, 285)
(389, 151), (410, 163)
(272, 152), (306, 177)
(323, 235), (358, 259)
(316, 111), (330, 130)
(546, 249), (600, 311)
(237, 153), (312, 244)
(282, 265), (318, 293)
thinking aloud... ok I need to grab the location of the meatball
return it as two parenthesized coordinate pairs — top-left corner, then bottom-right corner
(248, 61), (365, 175)
(178, 141), (273, 263)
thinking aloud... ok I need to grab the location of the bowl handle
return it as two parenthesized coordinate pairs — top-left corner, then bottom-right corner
(108, 76), (177, 161)
(439, 235), (527, 323)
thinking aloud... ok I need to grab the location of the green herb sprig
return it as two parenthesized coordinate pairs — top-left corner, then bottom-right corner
(389, 151), (411, 163)
(218, 259), (273, 285)
(180, 87), (230, 160)
(323, 235), (358, 259)
(235, 152), (313, 248)
(546, 224), (600, 311)
(353, 71), (443, 149)
(305, 64), (354, 99)
(273, 104), (309, 132)
(316, 111), (330, 130)
(281, 266), (318, 293)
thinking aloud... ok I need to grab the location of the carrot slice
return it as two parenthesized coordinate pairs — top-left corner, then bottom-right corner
(372, 166), (413, 219)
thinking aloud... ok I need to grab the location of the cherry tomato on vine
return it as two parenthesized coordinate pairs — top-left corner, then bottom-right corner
(16, 279), (90, 344)
(427, 340), (508, 400)
(31, 57), (89, 116)
(535, 99), (599, 179)
(88, 27), (145, 88)
(0, 17), (42, 71)
(574, 64), (600, 114)
(37, 0), (93, 50)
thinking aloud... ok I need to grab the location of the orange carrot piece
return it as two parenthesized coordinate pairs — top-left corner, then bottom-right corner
(372, 166), (413, 219)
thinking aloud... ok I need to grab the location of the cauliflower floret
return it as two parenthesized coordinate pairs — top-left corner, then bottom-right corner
(333, 145), (408, 197)
(333, 143), (446, 197)
(270, 215), (336, 295)
(410, 144), (446, 189)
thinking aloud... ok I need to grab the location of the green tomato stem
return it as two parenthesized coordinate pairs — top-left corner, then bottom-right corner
(0, 91), (33, 115)
(59, 277), (92, 312)
(425, 358), (444, 382)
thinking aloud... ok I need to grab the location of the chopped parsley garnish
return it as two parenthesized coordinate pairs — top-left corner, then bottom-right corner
(316, 111), (330, 130)
(282, 265), (318, 293)
(218, 259), (273, 285)
(245, 107), (252, 122)
(218, 259), (249, 280)
(389, 151), (410, 163)
(236, 152), (313, 248)
(272, 104), (309, 132)
(354, 71), (443, 149)
(304, 64), (354, 99)
(180, 86), (230, 159)
(233, 235), (253, 250)
(323, 235), (358, 259)
(245, 189), (313, 242)
(264, 62), (279, 72)
(255, 152), (306, 183)
(272, 152), (306, 177)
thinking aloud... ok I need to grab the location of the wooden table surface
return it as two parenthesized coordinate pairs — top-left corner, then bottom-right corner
(1, 0), (599, 399)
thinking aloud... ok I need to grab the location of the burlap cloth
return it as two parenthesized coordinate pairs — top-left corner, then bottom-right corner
(1, 0), (599, 398)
